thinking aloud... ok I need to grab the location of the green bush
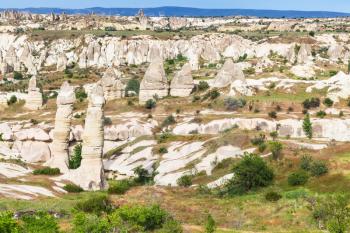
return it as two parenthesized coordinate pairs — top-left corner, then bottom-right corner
(0, 211), (21, 233)
(316, 110), (326, 118)
(75, 87), (87, 101)
(72, 212), (111, 233)
(13, 71), (23, 80)
(288, 170), (309, 186)
(224, 97), (246, 111)
(323, 98), (334, 107)
(225, 153), (274, 194)
(21, 212), (59, 233)
(74, 195), (112, 214)
(125, 79), (140, 96)
(68, 144), (82, 169)
(162, 115), (176, 127)
(177, 175), (193, 187)
(63, 184), (84, 193)
(204, 214), (216, 233)
(310, 161), (328, 177)
(300, 155), (313, 171)
(265, 191), (282, 202)
(303, 114), (313, 139)
(108, 180), (133, 195)
(145, 99), (156, 109)
(269, 141), (283, 160)
(134, 166), (155, 185)
(33, 167), (60, 176)
(303, 98), (320, 109)
(156, 218), (183, 233)
(159, 147), (168, 154)
(7, 95), (17, 105)
(115, 205), (167, 231)
(197, 81), (209, 91)
(268, 111), (277, 119)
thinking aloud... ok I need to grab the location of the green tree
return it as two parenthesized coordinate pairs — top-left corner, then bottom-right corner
(205, 214), (216, 233)
(303, 114), (313, 139)
(225, 153), (274, 194)
(269, 141), (283, 160)
(69, 144), (82, 169)
(0, 211), (21, 233)
(21, 212), (59, 233)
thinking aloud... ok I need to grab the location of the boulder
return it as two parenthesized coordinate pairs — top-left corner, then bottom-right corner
(170, 63), (194, 97)
(24, 75), (43, 110)
(14, 141), (51, 163)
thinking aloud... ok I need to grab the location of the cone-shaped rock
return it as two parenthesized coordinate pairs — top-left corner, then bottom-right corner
(24, 75), (43, 110)
(139, 59), (169, 103)
(100, 67), (125, 101)
(212, 59), (245, 88)
(170, 63), (194, 97)
(45, 81), (75, 172)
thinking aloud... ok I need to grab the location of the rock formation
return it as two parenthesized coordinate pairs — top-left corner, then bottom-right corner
(0, 93), (7, 107)
(139, 59), (169, 103)
(24, 75), (43, 110)
(297, 44), (312, 64)
(212, 59), (245, 88)
(45, 82), (75, 172)
(63, 83), (106, 190)
(100, 67), (124, 101)
(170, 63), (194, 97)
(56, 53), (68, 71)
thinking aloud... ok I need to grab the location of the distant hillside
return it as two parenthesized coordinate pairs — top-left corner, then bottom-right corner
(1, 6), (350, 18)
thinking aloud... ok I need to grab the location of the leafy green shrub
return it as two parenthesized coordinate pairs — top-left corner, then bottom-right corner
(265, 191), (282, 202)
(159, 147), (168, 154)
(177, 175), (193, 187)
(21, 212), (59, 233)
(268, 111), (277, 119)
(108, 180), (133, 195)
(75, 87), (88, 102)
(72, 212), (111, 233)
(145, 99), (156, 109)
(33, 167), (60, 176)
(75, 195), (112, 214)
(269, 141), (283, 160)
(197, 81), (209, 91)
(0, 211), (21, 233)
(13, 71), (23, 80)
(63, 184), (84, 193)
(310, 161), (328, 177)
(157, 132), (173, 143)
(323, 98), (334, 107)
(7, 95), (17, 105)
(134, 166), (156, 185)
(157, 218), (183, 233)
(288, 170), (309, 186)
(115, 205), (167, 231)
(303, 98), (320, 109)
(251, 134), (266, 146)
(125, 79), (140, 96)
(316, 110), (326, 118)
(161, 115), (176, 127)
(300, 155), (313, 171)
(209, 89), (220, 100)
(224, 97), (246, 111)
(224, 153), (274, 194)
(303, 114), (313, 139)
(204, 214), (216, 233)
(68, 144), (82, 169)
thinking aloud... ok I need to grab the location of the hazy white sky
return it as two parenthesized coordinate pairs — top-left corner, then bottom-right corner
(1, 0), (349, 12)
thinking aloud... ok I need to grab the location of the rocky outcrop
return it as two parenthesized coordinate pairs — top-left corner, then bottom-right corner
(212, 59), (245, 88)
(45, 82), (75, 172)
(62, 83), (106, 190)
(139, 59), (169, 103)
(170, 63), (194, 97)
(297, 44), (312, 64)
(100, 67), (124, 101)
(24, 76), (43, 110)
(56, 53), (68, 71)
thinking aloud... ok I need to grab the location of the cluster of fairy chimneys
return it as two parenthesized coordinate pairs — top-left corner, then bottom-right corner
(45, 81), (106, 191)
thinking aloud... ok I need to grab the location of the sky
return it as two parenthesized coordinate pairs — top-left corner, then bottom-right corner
(1, 0), (350, 13)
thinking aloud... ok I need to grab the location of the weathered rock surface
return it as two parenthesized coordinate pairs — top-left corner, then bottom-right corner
(212, 59), (245, 88)
(24, 76), (43, 110)
(139, 59), (169, 103)
(45, 82), (75, 172)
(170, 63), (194, 97)
(100, 67), (124, 101)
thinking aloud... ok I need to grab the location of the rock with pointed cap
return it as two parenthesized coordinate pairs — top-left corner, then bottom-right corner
(45, 81), (75, 172)
(139, 59), (169, 103)
(170, 63), (194, 97)
(100, 67), (125, 101)
(60, 83), (106, 190)
(24, 75), (43, 110)
(212, 59), (245, 88)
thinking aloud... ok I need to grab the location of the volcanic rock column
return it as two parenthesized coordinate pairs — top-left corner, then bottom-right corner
(24, 75), (43, 110)
(69, 83), (106, 190)
(45, 81), (75, 172)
